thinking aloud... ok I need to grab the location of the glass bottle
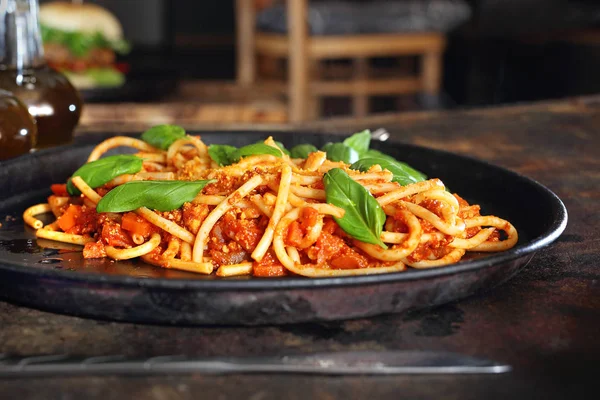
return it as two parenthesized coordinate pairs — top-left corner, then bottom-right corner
(0, 88), (36, 160)
(0, 0), (82, 149)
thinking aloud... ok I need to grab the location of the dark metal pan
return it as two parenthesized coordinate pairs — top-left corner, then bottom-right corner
(0, 131), (567, 325)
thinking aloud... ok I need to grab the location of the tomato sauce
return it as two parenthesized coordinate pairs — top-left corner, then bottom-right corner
(101, 221), (134, 248)
(182, 202), (210, 235)
(307, 231), (369, 269)
(253, 250), (287, 277)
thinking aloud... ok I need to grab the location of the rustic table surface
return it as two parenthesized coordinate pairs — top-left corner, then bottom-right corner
(1, 96), (598, 399)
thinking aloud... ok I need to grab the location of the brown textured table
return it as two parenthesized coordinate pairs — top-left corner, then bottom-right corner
(1, 97), (599, 399)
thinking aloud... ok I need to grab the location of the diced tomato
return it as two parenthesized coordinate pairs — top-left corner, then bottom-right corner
(300, 207), (318, 230)
(101, 221), (134, 248)
(310, 231), (369, 269)
(51, 183), (69, 197)
(253, 263), (287, 277)
(121, 212), (157, 239)
(57, 204), (81, 232)
(253, 250), (287, 277)
(58, 205), (98, 235)
(313, 232), (346, 264)
(220, 213), (264, 252)
(329, 248), (369, 269)
(322, 218), (338, 234)
(285, 207), (319, 247)
(285, 221), (304, 247)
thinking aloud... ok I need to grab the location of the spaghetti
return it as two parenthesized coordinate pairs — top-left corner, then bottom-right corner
(24, 129), (518, 278)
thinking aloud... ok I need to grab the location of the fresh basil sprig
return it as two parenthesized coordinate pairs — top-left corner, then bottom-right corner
(67, 155), (143, 196)
(141, 125), (186, 150)
(351, 158), (427, 186)
(362, 148), (397, 163)
(208, 143), (283, 166)
(290, 144), (318, 159)
(343, 129), (371, 156)
(208, 144), (238, 166)
(275, 141), (291, 156)
(321, 142), (360, 164)
(230, 143), (283, 163)
(323, 168), (387, 249)
(321, 130), (371, 163)
(96, 180), (215, 213)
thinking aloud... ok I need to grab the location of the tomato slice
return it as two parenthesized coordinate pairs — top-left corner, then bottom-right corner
(50, 183), (68, 197)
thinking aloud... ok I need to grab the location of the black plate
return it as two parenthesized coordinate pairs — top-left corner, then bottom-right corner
(0, 131), (567, 325)
(79, 69), (178, 103)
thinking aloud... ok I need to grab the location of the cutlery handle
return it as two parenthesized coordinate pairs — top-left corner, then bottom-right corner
(0, 351), (511, 377)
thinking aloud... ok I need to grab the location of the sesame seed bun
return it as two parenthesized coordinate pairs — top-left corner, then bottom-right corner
(39, 2), (123, 41)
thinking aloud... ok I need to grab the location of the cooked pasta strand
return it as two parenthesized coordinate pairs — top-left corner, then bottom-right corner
(36, 228), (94, 246)
(23, 203), (52, 229)
(88, 136), (159, 162)
(106, 233), (161, 260)
(71, 176), (102, 204)
(192, 175), (264, 262)
(216, 262), (253, 277)
(252, 165), (292, 261)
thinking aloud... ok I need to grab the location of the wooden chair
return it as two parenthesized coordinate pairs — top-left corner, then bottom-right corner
(236, 0), (447, 122)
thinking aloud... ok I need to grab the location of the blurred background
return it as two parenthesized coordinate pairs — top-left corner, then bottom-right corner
(12, 0), (600, 125)
(47, 0), (600, 108)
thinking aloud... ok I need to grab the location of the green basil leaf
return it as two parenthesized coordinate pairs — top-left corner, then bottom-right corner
(96, 180), (215, 213)
(362, 149), (398, 163)
(230, 143), (283, 163)
(290, 144), (318, 159)
(67, 155), (143, 196)
(323, 168), (387, 249)
(351, 157), (427, 186)
(275, 141), (291, 156)
(141, 125), (186, 150)
(343, 129), (371, 156)
(322, 142), (360, 164)
(208, 144), (238, 166)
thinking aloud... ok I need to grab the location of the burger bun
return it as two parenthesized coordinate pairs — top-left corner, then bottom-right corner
(39, 2), (123, 41)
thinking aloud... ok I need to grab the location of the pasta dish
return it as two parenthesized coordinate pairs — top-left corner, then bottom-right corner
(23, 126), (518, 278)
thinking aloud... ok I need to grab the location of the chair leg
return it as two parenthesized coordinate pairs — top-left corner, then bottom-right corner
(353, 58), (369, 117)
(308, 59), (321, 119)
(287, 0), (309, 122)
(422, 51), (443, 94)
(236, 0), (256, 86)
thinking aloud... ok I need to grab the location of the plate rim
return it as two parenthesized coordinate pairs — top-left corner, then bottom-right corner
(0, 130), (568, 291)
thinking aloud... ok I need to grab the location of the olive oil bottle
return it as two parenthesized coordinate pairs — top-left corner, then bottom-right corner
(0, 0), (82, 149)
(0, 88), (36, 160)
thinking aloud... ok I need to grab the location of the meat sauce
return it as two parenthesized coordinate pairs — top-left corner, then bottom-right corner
(285, 209), (372, 270)
(58, 188), (487, 274)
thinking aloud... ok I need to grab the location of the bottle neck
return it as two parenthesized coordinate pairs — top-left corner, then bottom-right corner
(0, 0), (45, 71)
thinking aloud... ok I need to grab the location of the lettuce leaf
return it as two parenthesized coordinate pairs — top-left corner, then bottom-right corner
(41, 25), (131, 57)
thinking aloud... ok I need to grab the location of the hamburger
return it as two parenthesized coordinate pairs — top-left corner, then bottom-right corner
(39, 1), (130, 89)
